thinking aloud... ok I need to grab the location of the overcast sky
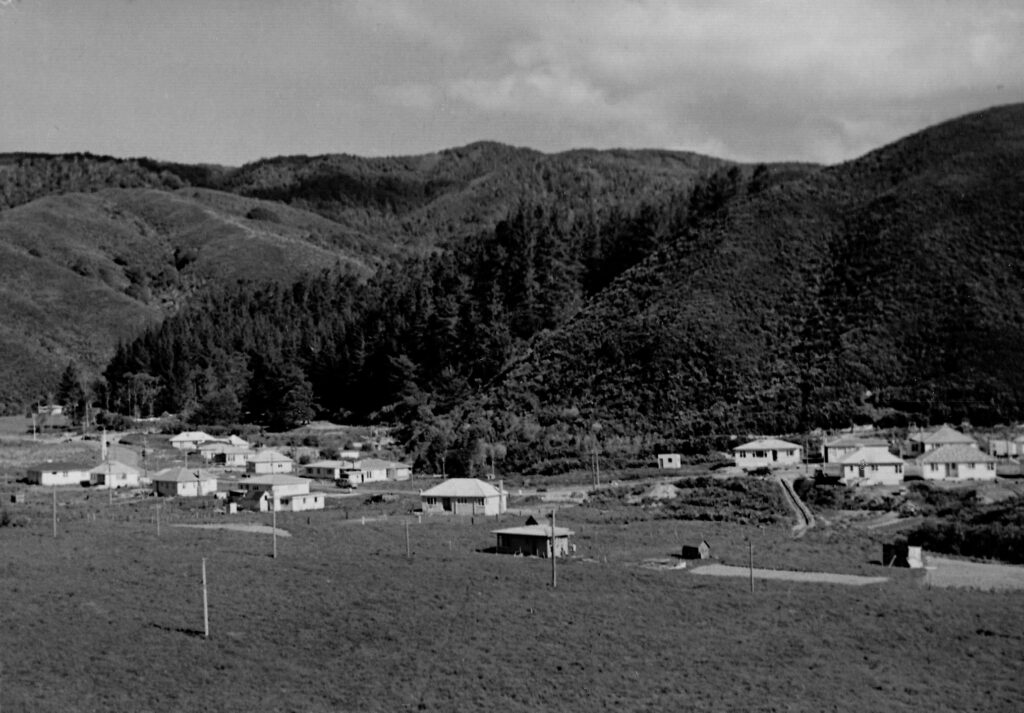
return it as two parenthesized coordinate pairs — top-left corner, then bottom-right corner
(1, 0), (1021, 166)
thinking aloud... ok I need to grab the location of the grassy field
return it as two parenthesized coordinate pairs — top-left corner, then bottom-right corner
(1, 485), (1022, 713)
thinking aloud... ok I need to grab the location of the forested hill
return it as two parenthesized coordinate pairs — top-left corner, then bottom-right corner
(1, 143), (744, 413)
(475, 103), (1024, 470)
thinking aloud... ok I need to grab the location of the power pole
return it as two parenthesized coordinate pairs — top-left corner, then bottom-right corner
(551, 509), (557, 589)
(201, 557), (209, 639)
(52, 487), (57, 538)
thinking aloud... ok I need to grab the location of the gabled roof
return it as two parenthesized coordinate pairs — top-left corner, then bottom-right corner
(838, 447), (903, 465)
(170, 431), (214, 443)
(920, 445), (996, 464)
(88, 460), (140, 476)
(306, 460), (359, 469)
(824, 435), (888, 449)
(733, 438), (802, 451)
(226, 435), (250, 447)
(492, 525), (575, 537)
(422, 478), (501, 498)
(245, 474), (308, 486)
(27, 461), (93, 472)
(152, 467), (217, 483)
(357, 458), (412, 470)
(920, 425), (975, 445)
(248, 449), (293, 463)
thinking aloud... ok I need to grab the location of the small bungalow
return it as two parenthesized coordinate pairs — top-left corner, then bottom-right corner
(89, 461), (141, 489)
(25, 462), (92, 486)
(421, 478), (507, 516)
(919, 445), (997, 481)
(907, 425), (977, 456)
(492, 517), (574, 558)
(355, 458), (413, 482)
(839, 447), (905, 486)
(657, 453), (682, 470)
(822, 435), (890, 464)
(234, 474), (324, 512)
(151, 467), (218, 497)
(245, 449), (294, 475)
(733, 439), (802, 470)
(304, 459), (360, 482)
(169, 431), (216, 451)
(198, 442), (251, 466)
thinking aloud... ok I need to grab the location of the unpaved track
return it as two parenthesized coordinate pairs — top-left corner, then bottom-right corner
(173, 523), (292, 537)
(774, 474), (814, 536)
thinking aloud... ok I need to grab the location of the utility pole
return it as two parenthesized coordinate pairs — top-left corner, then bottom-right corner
(405, 520), (411, 560)
(201, 558), (209, 639)
(52, 487), (57, 538)
(551, 509), (557, 589)
(272, 500), (278, 559)
(748, 540), (754, 593)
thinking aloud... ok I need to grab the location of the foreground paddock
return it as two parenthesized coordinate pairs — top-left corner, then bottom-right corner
(0, 504), (1022, 712)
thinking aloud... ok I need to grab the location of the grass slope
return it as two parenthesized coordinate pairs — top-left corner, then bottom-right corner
(0, 494), (1021, 712)
(0, 188), (379, 412)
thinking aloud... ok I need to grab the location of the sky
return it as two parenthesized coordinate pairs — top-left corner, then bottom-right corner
(1, 0), (1021, 167)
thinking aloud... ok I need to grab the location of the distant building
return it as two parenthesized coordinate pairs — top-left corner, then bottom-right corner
(89, 461), (141, 489)
(304, 459), (360, 482)
(151, 467), (217, 497)
(170, 431), (216, 451)
(492, 516), (574, 557)
(245, 449), (294, 475)
(907, 425), (976, 456)
(822, 435), (890, 464)
(681, 540), (711, 560)
(657, 453), (682, 470)
(234, 474), (324, 512)
(355, 458), (412, 482)
(198, 442), (252, 466)
(25, 462), (92, 486)
(733, 439), (802, 470)
(919, 445), (997, 481)
(421, 478), (507, 516)
(839, 447), (905, 486)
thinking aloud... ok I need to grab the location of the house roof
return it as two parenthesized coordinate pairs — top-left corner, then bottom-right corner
(421, 478), (501, 498)
(248, 449), (293, 463)
(88, 461), (140, 476)
(151, 467), (216, 483)
(170, 431), (213, 443)
(838, 447), (903, 465)
(226, 435), (250, 447)
(356, 458), (412, 470)
(733, 438), (802, 452)
(27, 461), (93, 473)
(244, 474), (308, 486)
(492, 525), (575, 538)
(824, 435), (889, 449)
(306, 460), (359, 469)
(920, 425), (976, 445)
(920, 445), (996, 464)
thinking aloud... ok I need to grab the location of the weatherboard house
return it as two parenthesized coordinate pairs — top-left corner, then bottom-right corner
(823, 435), (890, 464)
(421, 478), (507, 516)
(838, 447), (905, 486)
(733, 439), (802, 470)
(170, 431), (216, 451)
(25, 462), (93, 486)
(919, 445), (997, 481)
(234, 474), (324, 512)
(907, 425), (977, 456)
(245, 449), (294, 475)
(89, 461), (142, 489)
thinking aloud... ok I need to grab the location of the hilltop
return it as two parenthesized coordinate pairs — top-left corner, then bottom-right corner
(477, 103), (1024, 468)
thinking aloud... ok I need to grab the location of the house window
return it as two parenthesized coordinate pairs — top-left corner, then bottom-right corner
(930, 464), (938, 472)
(986, 463), (994, 471)
(870, 465), (878, 471)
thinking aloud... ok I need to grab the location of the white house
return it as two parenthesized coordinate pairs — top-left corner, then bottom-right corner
(151, 467), (218, 497)
(908, 425), (977, 455)
(657, 453), (682, 469)
(25, 462), (92, 486)
(198, 442), (251, 466)
(839, 447), (905, 486)
(89, 461), (142, 489)
(421, 478), (507, 516)
(355, 458), (413, 482)
(823, 435), (889, 463)
(304, 460), (360, 482)
(919, 445), (997, 481)
(492, 517), (575, 557)
(235, 474), (324, 512)
(245, 449), (294, 475)
(733, 439), (802, 470)
(169, 431), (216, 451)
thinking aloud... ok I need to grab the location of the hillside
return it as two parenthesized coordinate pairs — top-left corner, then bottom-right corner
(0, 188), (379, 412)
(476, 103), (1024, 469)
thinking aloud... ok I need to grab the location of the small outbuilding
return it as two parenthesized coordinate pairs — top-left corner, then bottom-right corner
(492, 517), (574, 558)
(681, 540), (711, 560)
(657, 453), (682, 470)
(883, 541), (924, 568)
(421, 478), (507, 516)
